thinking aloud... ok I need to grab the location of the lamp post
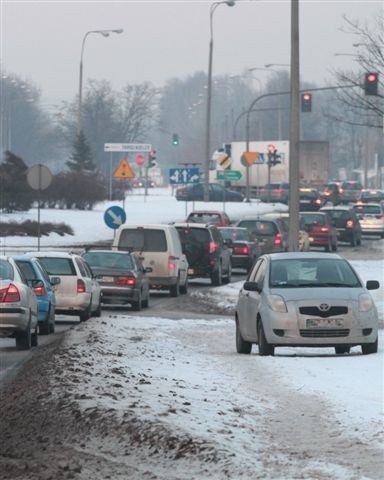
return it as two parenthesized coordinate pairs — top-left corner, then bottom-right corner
(78, 28), (123, 135)
(204, 0), (235, 202)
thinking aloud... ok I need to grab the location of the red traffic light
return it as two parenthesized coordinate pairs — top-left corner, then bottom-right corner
(301, 92), (312, 112)
(302, 93), (311, 101)
(364, 72), (379, 95)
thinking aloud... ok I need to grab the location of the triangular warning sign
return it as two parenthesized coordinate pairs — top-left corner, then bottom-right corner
(241, 151), (259, 166)
(113, 159), (136, 179)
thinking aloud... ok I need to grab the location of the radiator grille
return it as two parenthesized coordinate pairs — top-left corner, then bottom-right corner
(300, 329), (350, 338)
(299, 306), (348, 318)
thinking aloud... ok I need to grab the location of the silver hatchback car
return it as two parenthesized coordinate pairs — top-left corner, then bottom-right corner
(235, 252), (380, 356)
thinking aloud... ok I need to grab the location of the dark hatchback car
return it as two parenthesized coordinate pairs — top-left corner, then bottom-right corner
(218, 227), (261, 273)
(300, 212), (338, 251)
(234, 217), (287, 254)
(357, 189), (384, 204)
(175, 182), (244, 202)
(258, 182), (290, 204)
(299, 188), (323, 211)
(173, 223), (232, 286)
(320, 206), (362, 246)
(81, 250), (151, 311)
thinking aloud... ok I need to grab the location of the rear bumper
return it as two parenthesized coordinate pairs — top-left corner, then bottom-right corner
(0, 307), (33, 336)
(100, 286), (139, 304)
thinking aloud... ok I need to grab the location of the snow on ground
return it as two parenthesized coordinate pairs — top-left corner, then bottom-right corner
(1, 187), (383, 476)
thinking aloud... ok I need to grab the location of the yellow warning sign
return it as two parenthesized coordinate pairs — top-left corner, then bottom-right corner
(113, 159), (135, 179)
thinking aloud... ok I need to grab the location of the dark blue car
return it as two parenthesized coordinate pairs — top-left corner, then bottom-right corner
(13, 256), (60, 335)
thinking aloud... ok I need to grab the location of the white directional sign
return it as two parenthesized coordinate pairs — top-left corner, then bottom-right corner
(104, 143), (152, 152)
(169, 168), (200, 185)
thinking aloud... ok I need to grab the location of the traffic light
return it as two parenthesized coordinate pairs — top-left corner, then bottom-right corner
(301, 92), (312, 112)
(364, 72), (379, 96)
(148, 150), (157, 167)
(172, 133), (179, 146)
(267, 148), (281, 166)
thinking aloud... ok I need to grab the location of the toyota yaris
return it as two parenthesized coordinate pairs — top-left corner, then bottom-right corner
(235, 252), (379, 356)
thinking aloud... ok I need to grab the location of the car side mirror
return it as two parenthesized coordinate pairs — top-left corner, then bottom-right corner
(366, 280), (380, 290)
(243, 281), (262, 292)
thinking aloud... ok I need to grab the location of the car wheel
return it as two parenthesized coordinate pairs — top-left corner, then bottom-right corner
(170, 279), (180, 297)
(93, 296), (102, 317)
(357, 236), (362, 246)
(335, 346), (350, 354)
(142, 291), (149, 308)
(361, 338), (378, 355)
(131, 292), (142, 311)
(211, 263), (222, 286)
(39, 308), (51, 335)
(80, 305), (91, 322)
(257, 320), (274, 356)
(324, 240), (331, 252)
(31, 323), (38, 347)
(236, 319), (252, 354)
(49, 306), (56, 334)
(332, 240), (338, 252)
(15, 316), (32, 350)
(180, 276), (188, 294)
(350, 234), (357, 247)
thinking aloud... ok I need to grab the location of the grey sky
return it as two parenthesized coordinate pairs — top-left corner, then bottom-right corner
(1, 0), (382, 104)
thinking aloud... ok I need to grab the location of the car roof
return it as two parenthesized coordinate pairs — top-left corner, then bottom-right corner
(265, 252), (344, 261)
(187, 210), (225, 215)
(320, 205), (352, 211)
(173, 222), (214, 229)
(24, 251), (78, 258)
(353, 202), (382, 207)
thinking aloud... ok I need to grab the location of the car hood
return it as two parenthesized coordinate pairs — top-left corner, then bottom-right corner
(270, 287), (364, 302)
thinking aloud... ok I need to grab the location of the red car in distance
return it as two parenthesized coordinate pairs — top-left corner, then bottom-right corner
(300, 212), (338, 252)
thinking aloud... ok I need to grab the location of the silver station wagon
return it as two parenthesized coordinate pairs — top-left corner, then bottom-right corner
(235, 252), (380, 356)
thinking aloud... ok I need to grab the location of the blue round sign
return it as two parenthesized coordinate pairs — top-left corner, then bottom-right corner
(104, 205), (127, 230)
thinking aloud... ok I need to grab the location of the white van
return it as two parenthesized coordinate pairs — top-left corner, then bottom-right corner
(112, 224), (188, 297)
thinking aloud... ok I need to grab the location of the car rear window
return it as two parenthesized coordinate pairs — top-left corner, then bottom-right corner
(187, 213), (220, 224)
(301, 214), (326, 227)
(176, 227), (210, 245)
(300, 190), (318, 199)
(238, 220), (277, 236)
(37, 257), (76, 276)
(0, 260), (15, 280)
(342, 182), (362, 190)
(219, 228), (249, 242)
(118, 229), (167, 252)
(15, 261), (37, 281)
(354, 205), (381, 215)
(83, 252), (134, 270)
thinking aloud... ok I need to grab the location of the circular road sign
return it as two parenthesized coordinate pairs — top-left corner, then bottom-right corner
(135, 154), (145, 167)
(27, 164), (53, 191)
(104, 205), (127, 230)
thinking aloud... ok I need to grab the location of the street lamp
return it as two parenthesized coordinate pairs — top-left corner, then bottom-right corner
(204, 0), (235, 202)
(77, 28), (123, 135)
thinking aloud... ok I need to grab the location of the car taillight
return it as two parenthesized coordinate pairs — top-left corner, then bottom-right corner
(168, 256), (177, 269)
(77, 279), (86, 293)
(116, 276), (136, 286)
(0, 284), (21, 302)
(315, 199), (322, 205)
(346, 220), (354, 228)
(209, 241), (217, 253)
(320, 227), (329, 232)
(33, 285), (47, 296)
(274, 233), (282, 245)
(376, 215), (384, 220)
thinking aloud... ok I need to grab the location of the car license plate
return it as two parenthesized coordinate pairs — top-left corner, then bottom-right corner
(188, 268), (194, 275)
(101, 276), (114, 282)
(306, 318), (344, 328)
(301, 200), (310, 203)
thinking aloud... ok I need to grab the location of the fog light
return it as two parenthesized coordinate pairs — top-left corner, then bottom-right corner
(273, 329), (285, 337)
(362, 328), (372, 336)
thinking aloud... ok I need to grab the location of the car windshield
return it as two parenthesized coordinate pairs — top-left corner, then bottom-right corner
(83, 252), (134, 270)
(0, 259), (14, 280)
(269, 258), (361, 288)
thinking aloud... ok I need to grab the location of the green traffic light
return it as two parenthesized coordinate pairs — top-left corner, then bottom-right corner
(172, 133), (179, 145)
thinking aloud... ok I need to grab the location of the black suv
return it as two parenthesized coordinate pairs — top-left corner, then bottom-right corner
(320, 206), (362, 246)
(234, 216), (287, 254)
(173, 223), (232, 286)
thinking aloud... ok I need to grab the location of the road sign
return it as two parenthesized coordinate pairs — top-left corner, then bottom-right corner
(104, 143), (152, 152)
(27, 164), (53, 190)
(216, 152), (232, 169)
(169, 167), (200, 185)
(216, 170), (242, 181)
(113, 159), (135, 179)
(135, 154), (145, 166)
(241, 152), (259, 166)
(104, 205), (126, 230)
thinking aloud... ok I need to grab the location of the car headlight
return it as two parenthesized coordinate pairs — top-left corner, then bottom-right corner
(359, 293), (373, 312)
(267, 294), (287, 313)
